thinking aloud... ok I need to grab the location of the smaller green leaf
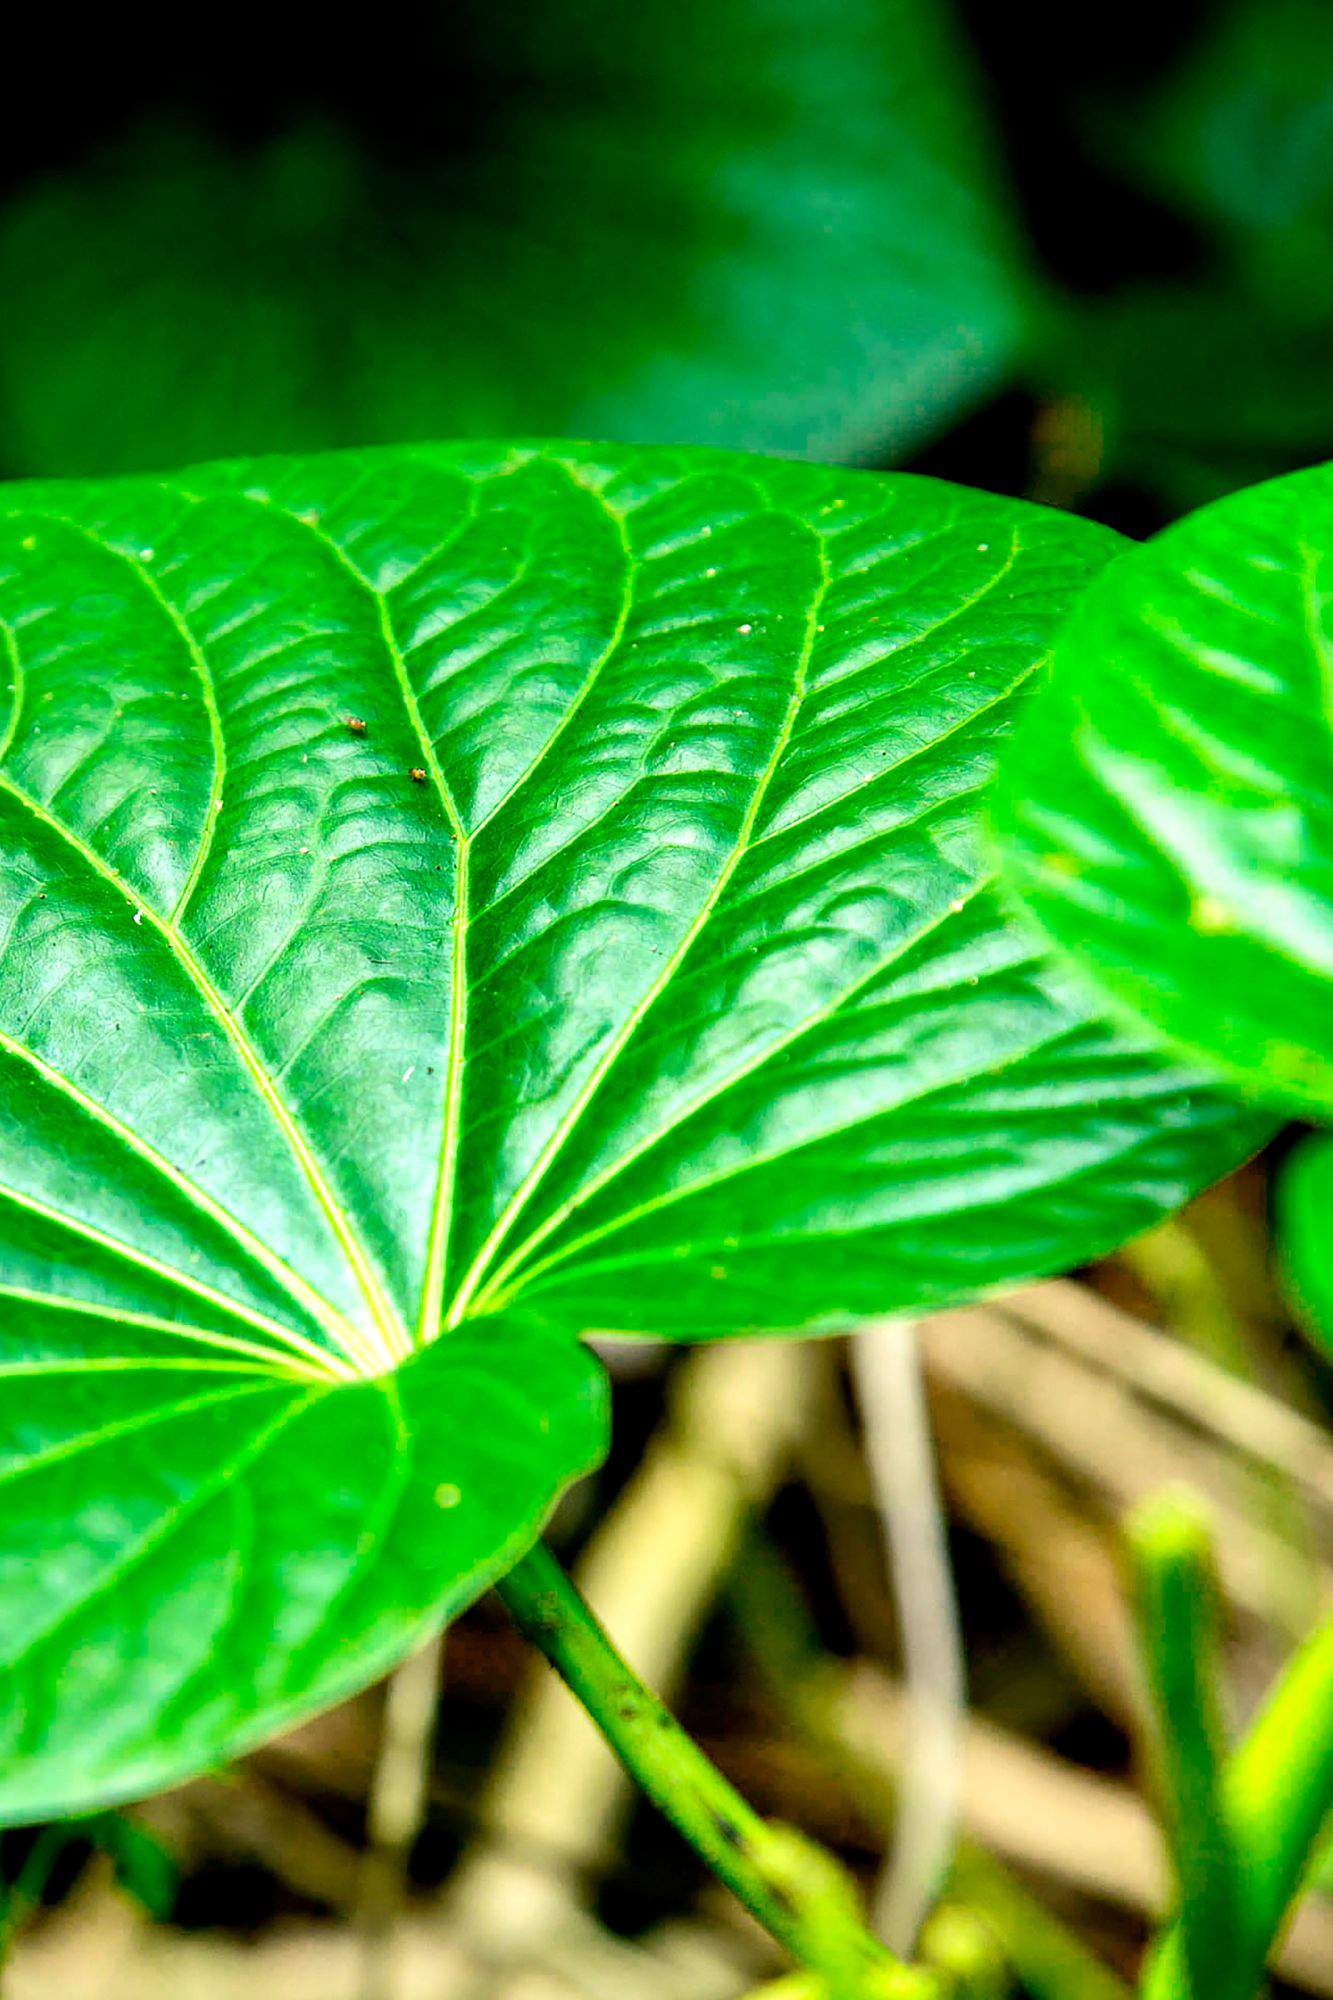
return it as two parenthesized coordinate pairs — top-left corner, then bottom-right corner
(994, 459), (1333, 1115)
(1277, 1134), (1333, 1360)
(0, 1809), (174, 1952)
(1127, 1493), (1242, 2000)
(0, 1319), (605, 1825)
(1144, 1611), (1333, 2000)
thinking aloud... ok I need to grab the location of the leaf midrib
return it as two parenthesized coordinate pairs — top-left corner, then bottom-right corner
(444, 509), (835, 1324)
(230, 490), (474, 1353)
(234, 466), (639, 1348)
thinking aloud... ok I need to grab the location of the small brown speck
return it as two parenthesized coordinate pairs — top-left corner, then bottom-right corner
(347, 716), (368, 735)
(410, 767), (428, 783)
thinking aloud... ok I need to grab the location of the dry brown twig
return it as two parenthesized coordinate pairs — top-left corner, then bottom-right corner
(356, 1632), (447, 2000)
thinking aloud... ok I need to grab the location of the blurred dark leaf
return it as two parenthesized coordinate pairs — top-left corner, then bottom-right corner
(1037, 1), (1333, 511)
(1126, 0), (1333, 314)
(1046, 286), (1333, 510)
(0, 0), (1028, 478)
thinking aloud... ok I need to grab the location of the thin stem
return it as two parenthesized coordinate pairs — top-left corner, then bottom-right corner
(1144, 1612), (1333, 1996)
(1127, 1495), (1241, 1998)
(853, 1322), (965, 1953)
(496, 1541), (936, 2000)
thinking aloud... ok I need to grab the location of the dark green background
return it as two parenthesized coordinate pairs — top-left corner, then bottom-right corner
(3, 0), (1330, 518)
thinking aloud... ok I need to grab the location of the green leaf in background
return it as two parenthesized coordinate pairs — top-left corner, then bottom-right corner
(77, 1813), (178, 1920)
(1051, 0), (1333, 513)
(1048, 288), (1333, 513)
(995, 460), (1333, 1114)
(1277, 1135), (1333, 1360)
(0, 440), (1257, 1822)
(0, 0), (1028, 480)
(1129, 0), (1333, 313)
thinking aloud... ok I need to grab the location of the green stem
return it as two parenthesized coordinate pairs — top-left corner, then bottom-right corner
(496, 1542), (933, 2000)
(1144, 1613), (1333, 1996)
(1127, 1496), (1242, 1999)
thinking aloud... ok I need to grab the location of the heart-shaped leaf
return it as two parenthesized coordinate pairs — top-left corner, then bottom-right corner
(0, 0), (1025, 479)
(994, 460), (1333, 1114)
(0, 441), (1258, 1821)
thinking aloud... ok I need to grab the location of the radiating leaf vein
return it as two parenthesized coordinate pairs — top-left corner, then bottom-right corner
(0, 756), (403, 1371)
(446, 517), (834, 1323)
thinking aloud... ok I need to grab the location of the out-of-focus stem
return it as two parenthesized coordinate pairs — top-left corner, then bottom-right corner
(1144, 1613), (1333, 1997)
(853, 1322), (964, 1954)
(356, 1633), (444, 2000)
(1127, 1496), (1241, 1999)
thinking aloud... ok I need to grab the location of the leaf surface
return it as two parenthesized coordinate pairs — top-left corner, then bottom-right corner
(995, 460), (1333, 1113)
(0, 440), (1258, 1819)
(0, 0), (1026, 478)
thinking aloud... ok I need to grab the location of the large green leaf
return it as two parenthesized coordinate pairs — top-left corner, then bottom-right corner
(0, 440), (1257, 1822)
(995, 461), (1333, 1113)
(0, 0), (1026, 480)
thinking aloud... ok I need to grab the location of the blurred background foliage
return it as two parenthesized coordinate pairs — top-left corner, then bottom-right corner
(0, 0), (1026, 473)
(1, 0), (1328, 513)
(2, 3), (1333, 1995)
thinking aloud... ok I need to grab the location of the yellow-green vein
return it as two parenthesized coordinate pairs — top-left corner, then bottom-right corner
(0, 769), (405, 1371)
(445, 521), (834, 1325)
(0, 1178), (355, 1379)
(248, 499), (473, 1350)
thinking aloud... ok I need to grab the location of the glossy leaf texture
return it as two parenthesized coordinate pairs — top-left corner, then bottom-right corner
(995, 460), (1333, 1115)
(0, 441), (1260, 1822)
(0, 0), (1026, 479)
